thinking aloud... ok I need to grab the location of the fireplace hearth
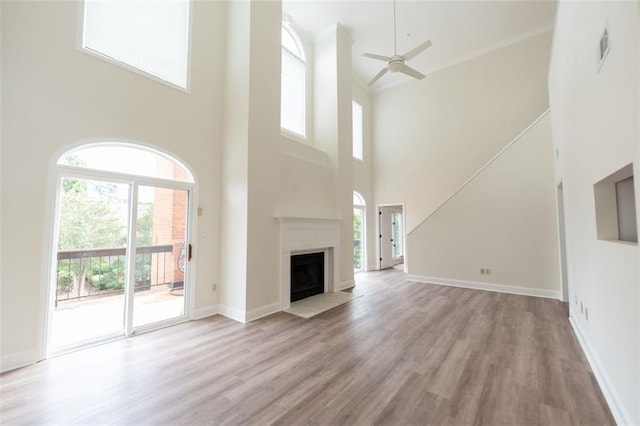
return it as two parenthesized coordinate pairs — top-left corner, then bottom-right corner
(290, 252), (324, 302)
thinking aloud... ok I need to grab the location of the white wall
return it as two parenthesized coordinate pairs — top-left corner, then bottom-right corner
(0, 0), (225, 370)
(548, 2), (640, 423)
(278, 149), (336, 219)
(219, 0), (283, 320)
(312, 24), (354, 289)
(373, 32), (553, 234)
(245, 0), (282, 314)
(219, 0), (250, 318)
(408, 114), (561, 297)
(0, 0), (3, 347)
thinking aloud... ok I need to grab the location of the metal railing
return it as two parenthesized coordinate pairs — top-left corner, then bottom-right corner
(55, 244), (182, 306)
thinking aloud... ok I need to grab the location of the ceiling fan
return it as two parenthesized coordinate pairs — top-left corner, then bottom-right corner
(362, 0), (432, 86)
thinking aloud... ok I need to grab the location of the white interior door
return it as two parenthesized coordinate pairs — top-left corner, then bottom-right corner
(379, 205), (404, 269)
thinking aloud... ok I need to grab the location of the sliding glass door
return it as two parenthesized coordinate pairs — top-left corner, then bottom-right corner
(132, 186), (188, 328)
(49, 144), (194, 354)
(51, 177), (130, 349)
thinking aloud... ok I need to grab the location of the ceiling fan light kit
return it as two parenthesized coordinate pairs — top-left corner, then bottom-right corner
(363, 0), (431, 86)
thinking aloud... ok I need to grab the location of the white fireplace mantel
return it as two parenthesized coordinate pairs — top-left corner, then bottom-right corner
(278, 217), (341, 310)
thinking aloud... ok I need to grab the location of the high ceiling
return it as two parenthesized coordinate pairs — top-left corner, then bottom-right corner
(283, 0), (557, 91)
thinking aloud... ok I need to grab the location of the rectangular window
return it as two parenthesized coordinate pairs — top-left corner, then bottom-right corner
(281, 51), (306, 138)
(352, 100), (363, 160)
(391, 211), (403, 258)
(83, 0), (190, 89)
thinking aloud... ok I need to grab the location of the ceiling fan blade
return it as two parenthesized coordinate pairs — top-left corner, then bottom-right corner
(368, 68), (389, 86)
(362, 53), (393, 62)
(401, 40), (432, 61)
(397, 63), (425, 80)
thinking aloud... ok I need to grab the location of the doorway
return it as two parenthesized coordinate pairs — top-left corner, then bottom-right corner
(48, 143), (195, 354)
(378, 204), (405, 270)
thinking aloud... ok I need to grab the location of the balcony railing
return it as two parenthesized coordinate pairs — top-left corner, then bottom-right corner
(55, 244), (182, 306)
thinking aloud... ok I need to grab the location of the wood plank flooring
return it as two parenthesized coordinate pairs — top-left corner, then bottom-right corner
(0, 269), (614, 425)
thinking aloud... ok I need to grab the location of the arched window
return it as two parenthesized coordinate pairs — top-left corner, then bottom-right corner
(353, 192), (365, 207)
(58, 143), (194, 182)
(353, 192), (366, 272)
(281, 25), (306, 138)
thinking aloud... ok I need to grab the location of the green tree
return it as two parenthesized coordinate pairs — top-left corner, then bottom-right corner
(57, 186), (126, 250)
(135, 205), (154, 289)
(136, 205), (153, 246)
(353, 209), (363, 270)
(57, 162), (128, 293)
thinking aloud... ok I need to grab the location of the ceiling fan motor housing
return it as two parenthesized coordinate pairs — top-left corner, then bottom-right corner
(388, 58), (404, 73)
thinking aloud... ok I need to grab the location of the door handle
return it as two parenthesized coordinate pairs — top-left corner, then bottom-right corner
(188, 243), (192, 261)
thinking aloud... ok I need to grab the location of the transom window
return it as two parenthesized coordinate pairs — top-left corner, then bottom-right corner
(281, 25), (306, 138)
(82, 0), (191, 89)
(59, 144), (194, 183)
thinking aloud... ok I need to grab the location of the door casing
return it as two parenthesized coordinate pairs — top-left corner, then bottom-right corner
(377, 203), (406, 270)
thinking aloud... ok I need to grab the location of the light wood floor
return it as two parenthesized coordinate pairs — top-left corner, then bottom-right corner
(1, 269), (614, 425)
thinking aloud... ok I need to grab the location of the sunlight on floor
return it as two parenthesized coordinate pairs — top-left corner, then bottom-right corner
(51, 286), (184, 349)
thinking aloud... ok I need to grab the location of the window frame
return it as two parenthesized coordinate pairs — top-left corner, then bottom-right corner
(353, 191), (366, 272)
(281, 23), (308, 141)
(352, 100), (364, 160)
(77, 0), (193, 93)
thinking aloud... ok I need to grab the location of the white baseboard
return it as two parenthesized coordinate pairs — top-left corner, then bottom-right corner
(246, 303), (280, 322)
(1, 348), (40, 374)
(217, 303), (280, 323)
(406, 275), (561, 300)
(193, 305), (219, 320)
(217, 304), (247, 323)
(569, 316), (631, 425)
(339, 280), (355, 290)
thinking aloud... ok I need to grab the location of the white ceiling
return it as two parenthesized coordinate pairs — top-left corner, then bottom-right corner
(283, 0), (557, 91)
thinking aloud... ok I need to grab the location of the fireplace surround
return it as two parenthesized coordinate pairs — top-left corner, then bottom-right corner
(278, 217), (341, 310)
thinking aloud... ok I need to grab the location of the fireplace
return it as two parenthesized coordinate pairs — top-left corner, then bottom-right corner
(290, 252), (325, 302)
(278, 217), (341, 310)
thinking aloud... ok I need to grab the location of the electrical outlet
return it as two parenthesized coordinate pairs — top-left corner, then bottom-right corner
(485, 268), (491, 275)
(212, 283), (217, 292)
(480, 268), (485, 275)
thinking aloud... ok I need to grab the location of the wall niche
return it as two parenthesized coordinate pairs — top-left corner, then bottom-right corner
(594, 163), (638, 243)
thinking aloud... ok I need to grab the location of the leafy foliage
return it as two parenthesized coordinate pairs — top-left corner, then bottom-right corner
(58, 178), (126, 251)
(89, 257), (126, 290)
(56, 162), (154, 294)
(353, 209), (363, 270)
(57, 262), (75, 292)
(136, 205), (153, 246)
